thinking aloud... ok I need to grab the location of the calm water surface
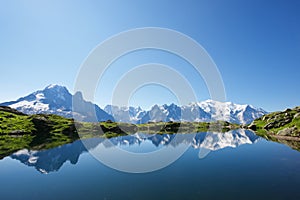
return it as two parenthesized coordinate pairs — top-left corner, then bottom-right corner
(1, 130), (300, 200)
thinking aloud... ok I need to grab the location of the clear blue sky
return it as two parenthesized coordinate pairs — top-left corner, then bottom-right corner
(0, 0), (299, 111)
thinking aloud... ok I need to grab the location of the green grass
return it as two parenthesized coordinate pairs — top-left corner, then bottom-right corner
(0, 111), (36, 134)
(44, 114), (74, 133)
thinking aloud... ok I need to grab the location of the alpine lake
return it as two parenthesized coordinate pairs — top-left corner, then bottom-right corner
(1, 128), (300, 200)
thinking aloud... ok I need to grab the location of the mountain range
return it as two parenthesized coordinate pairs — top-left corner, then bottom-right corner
(105, 98), (267, 124)
(1, 84), (267, 124)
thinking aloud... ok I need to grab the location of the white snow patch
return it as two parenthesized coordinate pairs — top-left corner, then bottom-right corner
(10, 100), (49, 113)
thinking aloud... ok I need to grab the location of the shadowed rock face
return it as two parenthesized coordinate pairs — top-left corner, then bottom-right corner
(10, 129), (259, 174)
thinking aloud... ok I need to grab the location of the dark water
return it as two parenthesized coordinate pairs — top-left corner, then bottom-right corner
(1, 130), (300, 200)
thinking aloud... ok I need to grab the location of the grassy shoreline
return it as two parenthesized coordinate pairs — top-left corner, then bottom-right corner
(2, 105), (300, 158)
(246, 106), (300, 150)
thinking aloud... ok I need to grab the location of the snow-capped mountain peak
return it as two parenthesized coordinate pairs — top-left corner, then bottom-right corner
(1, 84), (113, 122)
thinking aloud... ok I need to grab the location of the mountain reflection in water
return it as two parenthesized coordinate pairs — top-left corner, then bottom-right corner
(10, 129), (259, 174)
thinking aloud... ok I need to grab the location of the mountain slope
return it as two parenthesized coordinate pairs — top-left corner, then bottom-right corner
(0, 84), (113, 122)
